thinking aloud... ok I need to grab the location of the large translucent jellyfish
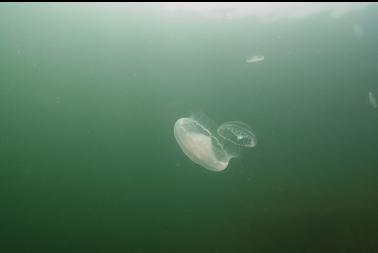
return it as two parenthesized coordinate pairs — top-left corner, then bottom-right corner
(174, 115), (257, 172)
(174, 117), (232, 172)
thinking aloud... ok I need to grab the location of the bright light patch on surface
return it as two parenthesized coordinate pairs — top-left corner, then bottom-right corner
(162, 2), (375, 21)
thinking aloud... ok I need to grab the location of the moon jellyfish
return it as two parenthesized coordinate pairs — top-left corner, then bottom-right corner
(368, 91), (377, 109)
(174, 117), (231, 172)
(174, 114), (257, 172)
(246, 55), (264, 64)
(217, 121), (257, 147)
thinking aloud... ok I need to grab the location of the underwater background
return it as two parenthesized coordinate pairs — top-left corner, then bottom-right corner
(0, 3), (378, 253)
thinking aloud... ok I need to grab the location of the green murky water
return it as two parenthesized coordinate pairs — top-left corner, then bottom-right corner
(1, 3), (378, 253)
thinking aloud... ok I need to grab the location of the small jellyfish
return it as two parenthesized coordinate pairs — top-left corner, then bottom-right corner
(246, 55), (264, 64)
(368, 91), (377, 109)
(174, 114), (257, 172)
(217, 121), (257, 147)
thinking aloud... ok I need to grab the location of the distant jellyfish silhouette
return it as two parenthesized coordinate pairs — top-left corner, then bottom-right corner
(368, 91), (377, 109)
(246, 54), (264, 64)
(174, 114), (257, 172)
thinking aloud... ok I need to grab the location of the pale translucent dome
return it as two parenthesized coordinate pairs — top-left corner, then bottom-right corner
(217, 121), (257, 147)
(174, 118), (231, 172)
(174, 114), (258, 172)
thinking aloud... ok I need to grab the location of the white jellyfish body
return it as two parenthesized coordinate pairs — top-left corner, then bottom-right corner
(174, 117), (232, 172)
(174, 115), (257, 172)
(246, 55), (264, 64)
(368, 91), (377, 109)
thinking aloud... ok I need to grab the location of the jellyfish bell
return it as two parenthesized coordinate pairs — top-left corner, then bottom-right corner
(246, 54), (265, 64)
(174, 113), (258, 172)
(174, 117), (236, 172)
(217, 121), (257, 148)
